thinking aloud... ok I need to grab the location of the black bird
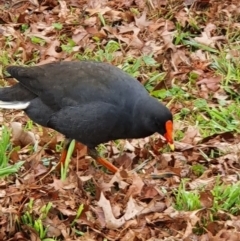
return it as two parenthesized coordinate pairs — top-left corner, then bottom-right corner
(0, 61), (174, 173)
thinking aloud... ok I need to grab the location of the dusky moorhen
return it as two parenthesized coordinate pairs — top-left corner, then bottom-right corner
(0, 61), (174, 173)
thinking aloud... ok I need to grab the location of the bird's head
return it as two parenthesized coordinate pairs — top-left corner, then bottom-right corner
(146, 97), (174, 151)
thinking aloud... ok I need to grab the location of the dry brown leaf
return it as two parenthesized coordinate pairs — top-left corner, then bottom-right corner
(99, 171), (129, 192)
(118, 25), (143, 48)
(190, 49), (208, 62)
(188, 176), (215, 190)
(213, 229), (240, 241)
(97, 192), (125, 229)
(57, 208), (76, 216)
(175, 9), (189, 27)
(98, 192), (165, 229)
(49, 177), (65, 190)
(159, 21), (176, 51)
(29, 0), (39, 6)
(0, 190), (6, 198)
(211, 142), (240, 154)
(199, 190), (214, 208)
(123, 196), (144, 220)
(197, 75), (222, 91)
(182, 220), (194, 239)
(58, 0), (69, 20)
(44, 39), (62, 59)
(43, 216), (64, 237)
(86, 7), (112, 16)
(171, 49), (190, 71)
(125, 173), (144, 198)
(181, 125), (202, 145)
(134, 11), (151, 29)
(194, 23), (226, 47)
(135, 0), (145, 9)
(120, 229), (136, 241)
(11, 122), (37, 147)
(72, 26), (89, 44)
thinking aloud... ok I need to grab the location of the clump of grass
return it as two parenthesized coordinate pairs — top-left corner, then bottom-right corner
(74, 40), (121, 62)
(212, 179), (240, 215)
(191, 164), (206, 176)
(0, 126), (24, 178)
(61, 139), (75, 181)
(0, 126), (11, 168)
(174, 179), (202, 211)
(20, 199), (53, 240)
(174, 178), (240, 215)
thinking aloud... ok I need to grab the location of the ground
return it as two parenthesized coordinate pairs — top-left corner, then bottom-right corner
(0, 0), (240, 240)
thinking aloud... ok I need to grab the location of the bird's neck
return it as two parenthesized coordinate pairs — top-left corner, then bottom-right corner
(130, 97), (155, 138)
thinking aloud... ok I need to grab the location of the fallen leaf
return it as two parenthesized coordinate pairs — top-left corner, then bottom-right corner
(11, 122), (37, 147)
(97, 192), (125, 229)
(125, 173), (144, 198)
(134, 11), (151, 29)
(181, 125), (202, 145)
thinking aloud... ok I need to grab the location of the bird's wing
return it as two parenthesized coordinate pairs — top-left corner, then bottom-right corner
(46, 101), (132, 146)
(0, 83), (36, 102)
(6, 61), (148, 110)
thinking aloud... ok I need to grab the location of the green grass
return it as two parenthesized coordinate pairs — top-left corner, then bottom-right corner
(212, 53), (240, 100)
(52, 22), (63, 30)
(20, 199), (54, 240)
(174, 179), (202, 211)
(174, 178), (240, 215)
(20, 199), (86, 239)
(191, 164), (206, 177)
(61, 139), (75, 180)
(212, 179), (240, 215)
(24, 119), (34, 131)
(0, 127), (24, 178)
(71, 203), (84, 227)
(0, 126), (11, 168)
(61, 38), (76, 53)
(74, 40), (121, 62)
(30, 36), (46, 46)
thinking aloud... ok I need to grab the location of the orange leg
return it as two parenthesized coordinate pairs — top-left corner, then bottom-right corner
(88, 147), (119, 173)
(57, 140), (119, 173)
(56, 139), (72, 171)
(55, 148), (68, 171)
(59, 148), (68, 166)
(96, 156), (119, 173)
(59, 140), (82, 165)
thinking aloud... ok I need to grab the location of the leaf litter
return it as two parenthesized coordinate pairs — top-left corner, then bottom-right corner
(0, 0), (240, 240)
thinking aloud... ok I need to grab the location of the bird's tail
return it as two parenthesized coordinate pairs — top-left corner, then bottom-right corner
(0, 83), (36, 110)
(0, 100), (30, 109)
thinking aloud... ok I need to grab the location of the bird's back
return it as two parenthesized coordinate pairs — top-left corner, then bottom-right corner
(6, 61), (149, 110)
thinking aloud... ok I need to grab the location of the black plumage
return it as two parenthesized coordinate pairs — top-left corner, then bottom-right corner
(0, 61), (174, 172)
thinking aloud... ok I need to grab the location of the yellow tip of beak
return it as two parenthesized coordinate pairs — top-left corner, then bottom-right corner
(168, 143), (175, 151)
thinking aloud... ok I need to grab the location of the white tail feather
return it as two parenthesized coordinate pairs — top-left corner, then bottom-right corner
(0, 101), (30, 110)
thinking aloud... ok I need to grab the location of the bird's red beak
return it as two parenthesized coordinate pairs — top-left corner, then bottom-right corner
(164, 120), (174, 151)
